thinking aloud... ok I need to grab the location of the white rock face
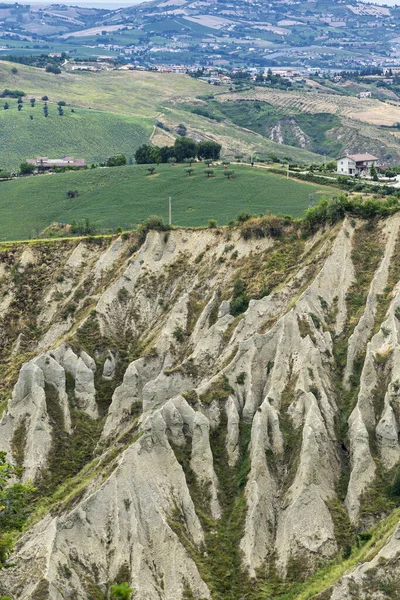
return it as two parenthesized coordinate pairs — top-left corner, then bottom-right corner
(4, 219), (400, 599)
(2, 411), (210, 600)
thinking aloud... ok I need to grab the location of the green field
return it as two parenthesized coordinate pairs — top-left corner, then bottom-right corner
(0, 102), (152, 171)
(0, 164), (338, 241)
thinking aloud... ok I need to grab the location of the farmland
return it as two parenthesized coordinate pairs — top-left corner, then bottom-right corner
(0, 102), (152, 171)
(0, 163), (338, 241)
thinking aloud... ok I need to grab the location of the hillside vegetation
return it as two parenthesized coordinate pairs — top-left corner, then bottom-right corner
(0, 164), (337, 240)
(0, 61), (341, 168)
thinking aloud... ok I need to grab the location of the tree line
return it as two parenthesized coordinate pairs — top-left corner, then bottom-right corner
(135, 137), (222, 164)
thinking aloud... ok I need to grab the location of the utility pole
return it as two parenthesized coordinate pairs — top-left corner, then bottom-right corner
(169, 196), (172, 226)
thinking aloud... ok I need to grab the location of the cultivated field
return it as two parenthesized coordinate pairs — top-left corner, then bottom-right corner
(0, 103), (152, 171)
(0, 164), (338, 241)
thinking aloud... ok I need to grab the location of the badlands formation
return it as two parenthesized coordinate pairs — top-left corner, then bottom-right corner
(1, 216), (400, 599)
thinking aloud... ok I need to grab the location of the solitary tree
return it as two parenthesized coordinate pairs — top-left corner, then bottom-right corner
(147, 166), (156, 175)
(185, 168), (194, 177)
(3, 102), (8, 110)
(223, 169), (234, 179)
(11, 66), (18, 74)
(204, 168), (214, 178)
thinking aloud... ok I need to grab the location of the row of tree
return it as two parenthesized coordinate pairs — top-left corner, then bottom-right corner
(135, 137), (222, 165)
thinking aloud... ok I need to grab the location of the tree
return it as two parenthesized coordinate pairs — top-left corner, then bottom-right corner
(17, 104), (22, 111)
(45, 64), (61, 74)
(3, 103), (8, 110)
(185, 168), (194, 176)
(30, 98), (35, 107)
(57, 101), (66, 106)
(176, 123), (187, 136)
(183, 157), (195, 167)
(19, 162), (35, 175)
(168, 156), (177, 166)
(17, 97), (22, 105)
(147, 166), (156, 175)
(370, 164), (378, 181)
(106, 155), (127, 167)
(0, 452), (34, 568)
(204, 169), (214, 178)
(67, 190), (79, 198)
(223, 169), (234, 179)
(11, 67), (18, 75)
(135, 145), (160, 164)
(173, 137), (197, 162)
(41, 95), (49, 101)
(110, 583), (133, 599)
(197, 141), (221, 160)
(208, 219), (217, 228)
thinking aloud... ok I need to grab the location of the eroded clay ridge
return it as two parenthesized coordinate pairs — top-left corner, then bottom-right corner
(1, 217), (400, 599)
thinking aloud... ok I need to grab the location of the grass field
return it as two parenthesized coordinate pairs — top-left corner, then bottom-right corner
(0, 163), (338, 241)
(0, 102), (152, 171)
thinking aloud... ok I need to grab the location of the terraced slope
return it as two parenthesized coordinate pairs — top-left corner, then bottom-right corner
(1, 216), (400, 599)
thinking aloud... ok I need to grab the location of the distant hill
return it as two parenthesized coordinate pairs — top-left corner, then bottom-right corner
(0, 0), (397, 70)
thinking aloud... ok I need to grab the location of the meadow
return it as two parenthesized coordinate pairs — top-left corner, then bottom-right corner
(0, 163), (338, 241)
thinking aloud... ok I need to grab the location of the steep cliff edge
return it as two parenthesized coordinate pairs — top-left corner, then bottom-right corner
(1, 217), (400, 600)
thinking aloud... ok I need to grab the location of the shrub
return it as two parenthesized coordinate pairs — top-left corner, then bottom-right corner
(208, 219), (217, 228)
(106, 154), (127, 167)
(230, 278), (249, 316)
(240, 215), (284, 240)
(110, 582), (133, 599)
(173, 327), (185, 343)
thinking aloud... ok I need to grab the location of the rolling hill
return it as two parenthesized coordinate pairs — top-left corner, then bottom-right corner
(0, 60), (326, 170)
(2, 60), (400, 172)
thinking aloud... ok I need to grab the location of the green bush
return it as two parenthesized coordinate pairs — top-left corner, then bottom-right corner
(110, 582), (133, 599)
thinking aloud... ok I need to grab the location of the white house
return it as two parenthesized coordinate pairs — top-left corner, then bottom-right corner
(336, 153), (379, 177)
(358, 91), (372, 98)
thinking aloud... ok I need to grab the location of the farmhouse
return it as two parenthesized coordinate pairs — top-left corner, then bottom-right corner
(336, 153), (379, 177)
(26, 157), (86, 172)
